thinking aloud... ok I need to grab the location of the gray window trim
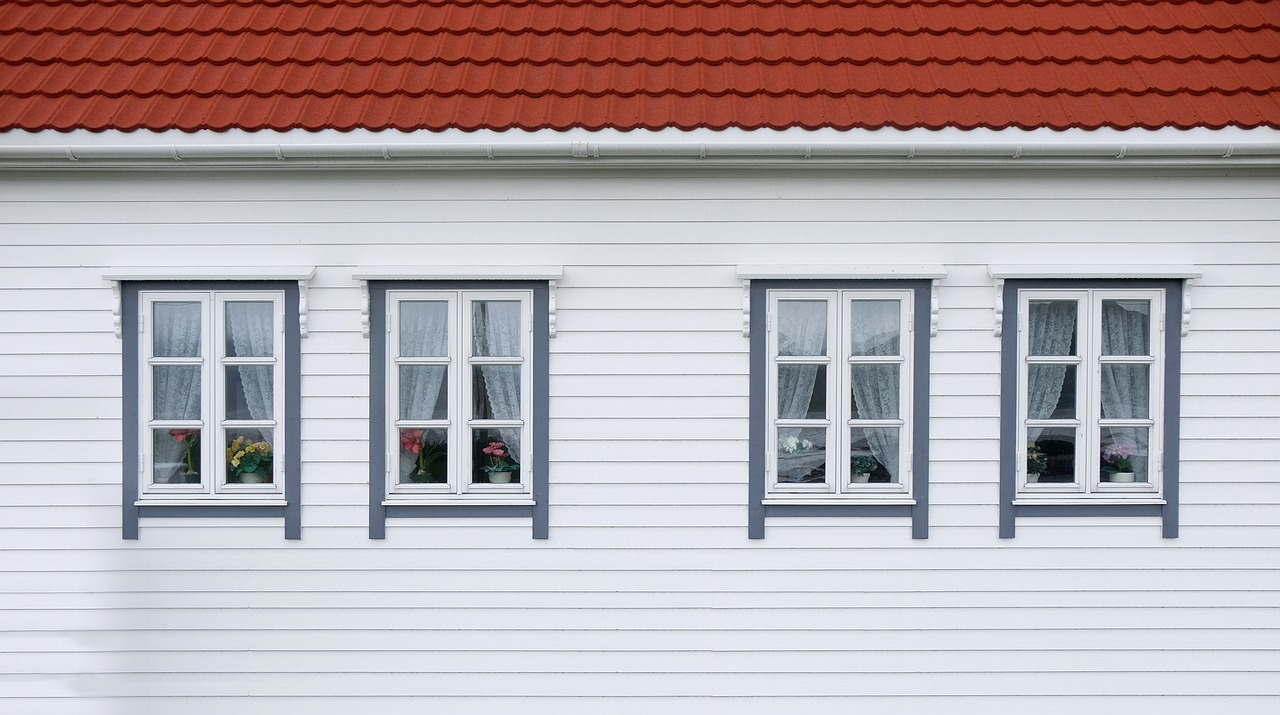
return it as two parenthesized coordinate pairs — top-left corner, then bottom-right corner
(748, 279), (932, 539)
(998, 279), (1182, 538)
(121, 281), (303, 539)
(368, 280), (550, 539)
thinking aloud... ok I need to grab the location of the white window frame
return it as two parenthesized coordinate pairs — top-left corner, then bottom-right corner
(1016, 288), (1164, 499)
(139, 290), (286, 500)
(386, 289), (534, 500)
(766, 289), (914, 500)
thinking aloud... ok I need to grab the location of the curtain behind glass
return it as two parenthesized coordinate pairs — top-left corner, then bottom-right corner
(848, 301), (901, 479)
(1026, 301), (1077, 441)
(1100, 301), (1150, 419)
(400, 302), (449, 420)
(777, 301), (827, 420)
(153, 302), (202, 467)
(226, 302), (274, 421)
(474, 301), (522, 453)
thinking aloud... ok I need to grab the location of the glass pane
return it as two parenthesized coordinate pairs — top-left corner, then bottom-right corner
(473, 365), (521, 419)
(400, 301), (449, 357)
(1101, 364), (1150, 419)
(778, 300), (827, 356)
(1101, 427), (1150, 483)
(776, 427), (826, 484)
(399, 427), (448, 484)
(850, 300), (900, 356)
(850, 427), (900, 483)
(152, 428), (201, 484)
(473, 429), (521, 484)
(153, 365), (200, 420)
(1028, 300), (1077, 356)
(153, 302), (202, 357)
(473, 301), (522, 357)
(778, 365), (825, 419)
(849, 364), (899, 419)
(1027, 427), (1076, 483)
(1102, 300), (1151, 356)
(225, 302), (274, 358)
(226, 428), (273, 484)
(399, 366), (448, 420)
(225, 366), (273, 420)
(1027, 364), (1075, 419)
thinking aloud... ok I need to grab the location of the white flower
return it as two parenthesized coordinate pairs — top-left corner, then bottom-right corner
(781, 435), (800, 453)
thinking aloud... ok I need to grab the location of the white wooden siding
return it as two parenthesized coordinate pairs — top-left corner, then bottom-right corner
(0, 168), (1277, 713)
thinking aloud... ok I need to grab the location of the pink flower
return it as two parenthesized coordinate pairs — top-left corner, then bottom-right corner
(400, 429), (423, 453)
(483, 441), (507, 457)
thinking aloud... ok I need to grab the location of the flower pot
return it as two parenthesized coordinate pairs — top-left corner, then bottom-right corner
(1109, 471), (1135, 482)
(850, 473), (871, 483)
(488, 471), (514, 484)
(236, 471), (269, 484)
(1027, 473), (1041, 483)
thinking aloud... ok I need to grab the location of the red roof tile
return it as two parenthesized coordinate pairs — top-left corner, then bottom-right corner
(1, 0), (1278, 132)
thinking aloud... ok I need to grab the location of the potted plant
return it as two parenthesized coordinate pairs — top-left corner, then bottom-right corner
(1026, 443), (1048, 483)
(169, 428), (201, 483)
(850, 454), (879, 483)
(400, 429), (447, 483)
(227, 435), (272, 484)
(1101, 442), (1136, 482)
(481, 440), (519, 484)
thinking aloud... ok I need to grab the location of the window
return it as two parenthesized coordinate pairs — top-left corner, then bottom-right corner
(140, 290), (286, 497)
(387, 290), (532, 497)
(745, 273), (938, 540)
(768, 289), (914, 498)
(116, 276), (306, 540)
(996, 274), (1190, 539)
(365, 278), (553, 539)
(1017, 289), (1164, 496)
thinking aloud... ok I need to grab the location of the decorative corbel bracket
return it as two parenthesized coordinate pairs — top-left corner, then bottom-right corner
(297, 277), (311, 339)
(112, 281), (123, 339)
(360, 280), (371, 339)
(741, 279), (752, 338)
(1182, 278), (1193, 337)
(930, 278), (940, 338)
(548, 279), (558, 338)
(992, 277), (1005, 337)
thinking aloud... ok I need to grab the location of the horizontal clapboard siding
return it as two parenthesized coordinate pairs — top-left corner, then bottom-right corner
(1, 167), (1278, 712)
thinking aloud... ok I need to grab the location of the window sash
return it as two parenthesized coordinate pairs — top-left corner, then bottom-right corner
(140, 290), (285, 498)
(766, 289), (913, 497)
(388, 290), (533, 497)
(1017, 289), (1163, 496)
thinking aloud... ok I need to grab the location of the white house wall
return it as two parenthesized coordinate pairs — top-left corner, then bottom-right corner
(1, 167), (1278, 712)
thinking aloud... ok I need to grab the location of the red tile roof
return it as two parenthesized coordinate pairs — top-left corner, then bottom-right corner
(1, 0), (1278, 132)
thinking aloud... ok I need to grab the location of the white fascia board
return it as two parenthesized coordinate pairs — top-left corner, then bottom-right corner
(2, 127), (1279, 169)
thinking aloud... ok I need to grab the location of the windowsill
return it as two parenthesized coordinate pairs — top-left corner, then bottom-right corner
(1013, 497), (1166, 506)
(136, 498), (288, 507)
(383, 498), (536, 507)
(764, 497), (916, 506)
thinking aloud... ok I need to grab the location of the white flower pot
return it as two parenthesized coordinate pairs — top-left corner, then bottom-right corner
(851, 473), (871, 483)
(1027, 473), (1041, 483)
(488, 471), (513, 484)
(237, 471), (269, 484)
(1109, 471), (1135, 482)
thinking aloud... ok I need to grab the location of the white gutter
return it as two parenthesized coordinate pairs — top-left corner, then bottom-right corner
(2, 128), (1278, 169)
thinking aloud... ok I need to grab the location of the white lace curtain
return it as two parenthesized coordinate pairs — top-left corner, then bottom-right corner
(848, 300), (901, 480)
(226, 302), (274, 422)
(1100, 300), (1151, 480)
(153, 302), (203, 471)
(398, 300), (523, 461)
(777, 301), (827, 422)
(474, 301), (522, 455)
(1026, 301), (1077, 442)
